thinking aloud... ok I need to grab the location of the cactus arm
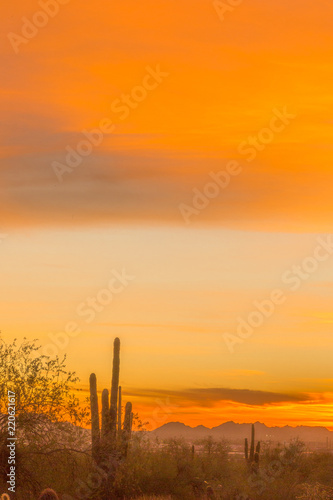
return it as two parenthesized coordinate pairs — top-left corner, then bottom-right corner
(118, 386), (122, 434)
(101, 388), (109, 439)
(89, 373), (100, 462)
(122, 402), (133, 457)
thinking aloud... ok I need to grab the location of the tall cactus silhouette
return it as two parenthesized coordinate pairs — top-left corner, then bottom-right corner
(89, 373), (100, 463)
(110, 337), (120, 441)
(89, 337), (133, 466)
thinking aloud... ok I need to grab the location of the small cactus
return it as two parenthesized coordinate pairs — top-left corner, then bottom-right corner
(206, 485), (215, 499)
(38, 489), (59, 500)
(249, 424), (255, 462)
(245, 423), (260, 471)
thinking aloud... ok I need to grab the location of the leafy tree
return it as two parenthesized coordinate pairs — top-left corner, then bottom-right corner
(0, 338), (90, 497)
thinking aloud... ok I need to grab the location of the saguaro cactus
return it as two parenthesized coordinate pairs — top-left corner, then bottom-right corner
(89, 338), (133, 465)
(249, 424), (255, 462)
(89, 373), (100, 462)
(110, 338), (120, 441)
(245, 438), (249, 462)
(245, 424), (260, 472)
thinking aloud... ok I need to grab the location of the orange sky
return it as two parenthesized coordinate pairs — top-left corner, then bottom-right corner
(1, 0), (333, 430)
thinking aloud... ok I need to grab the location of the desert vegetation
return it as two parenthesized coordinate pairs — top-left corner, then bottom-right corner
(1, 338), (333, 499)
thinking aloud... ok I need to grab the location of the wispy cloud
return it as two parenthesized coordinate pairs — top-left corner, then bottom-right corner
(124, 387), (310, 407)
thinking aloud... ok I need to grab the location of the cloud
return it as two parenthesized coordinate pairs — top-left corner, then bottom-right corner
(124, 387), (310, 407)
(1, 0), (333, 232)
(2, 145), (333, 233)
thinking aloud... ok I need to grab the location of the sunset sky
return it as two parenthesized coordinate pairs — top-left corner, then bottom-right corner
(1, 0), (333, 430)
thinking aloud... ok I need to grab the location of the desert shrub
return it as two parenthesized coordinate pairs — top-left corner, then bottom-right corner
(300, 452), (333, 486)
(296, 482), (333, 499)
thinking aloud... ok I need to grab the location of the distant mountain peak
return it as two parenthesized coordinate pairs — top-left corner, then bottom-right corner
(150, 420), (332, 443)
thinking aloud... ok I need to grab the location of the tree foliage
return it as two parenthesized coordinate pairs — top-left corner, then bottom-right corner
(0, 338), (88, 431)
(0, 338), (90, 497)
